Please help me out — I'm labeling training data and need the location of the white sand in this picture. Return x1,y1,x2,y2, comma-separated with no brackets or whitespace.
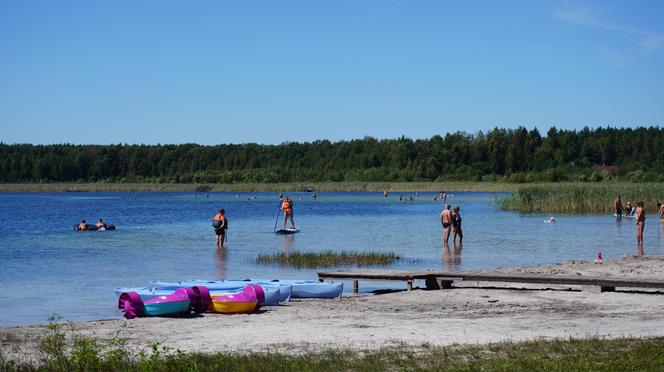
2,255,664,360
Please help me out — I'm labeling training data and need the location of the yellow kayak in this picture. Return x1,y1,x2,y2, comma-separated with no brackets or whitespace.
209,294,257,314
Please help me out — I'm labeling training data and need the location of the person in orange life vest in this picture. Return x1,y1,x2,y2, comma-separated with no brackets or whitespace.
281,196,296,229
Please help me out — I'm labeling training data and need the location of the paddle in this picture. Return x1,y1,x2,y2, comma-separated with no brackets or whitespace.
273,195,282,232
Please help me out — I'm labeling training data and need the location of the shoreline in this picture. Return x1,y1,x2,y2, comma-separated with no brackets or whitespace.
0,181,519,193
3,255,664,359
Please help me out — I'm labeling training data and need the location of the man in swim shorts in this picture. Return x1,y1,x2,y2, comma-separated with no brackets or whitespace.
614,195,623,217
440,204,452,244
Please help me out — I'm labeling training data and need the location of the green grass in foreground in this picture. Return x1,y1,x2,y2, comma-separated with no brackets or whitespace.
3,320,664,371
256,251,400,268
500,182,664,213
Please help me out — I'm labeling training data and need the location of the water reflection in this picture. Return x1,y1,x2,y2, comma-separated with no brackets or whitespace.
282,234,295,254
442,241,463,272
214,247,228,279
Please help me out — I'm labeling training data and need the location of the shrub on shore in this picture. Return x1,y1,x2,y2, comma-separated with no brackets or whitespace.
256,251,400,268
500,183,664,213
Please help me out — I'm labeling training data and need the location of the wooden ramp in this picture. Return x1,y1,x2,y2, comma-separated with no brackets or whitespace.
318,269,664,294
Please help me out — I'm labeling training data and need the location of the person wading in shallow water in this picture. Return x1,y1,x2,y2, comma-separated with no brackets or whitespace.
452,206,463,244
213,209,228,247
614,195,623,217
440,204,452,245
635,201,645,245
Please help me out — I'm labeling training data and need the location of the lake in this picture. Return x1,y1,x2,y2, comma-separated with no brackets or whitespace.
1,191,662,326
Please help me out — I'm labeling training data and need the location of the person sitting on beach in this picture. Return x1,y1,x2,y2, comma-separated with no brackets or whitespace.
96,218,106,229
78,220,87,230
213,209,228,247
614,195,623,217
452,206,463,244
440,204,452,244
281,196,296,229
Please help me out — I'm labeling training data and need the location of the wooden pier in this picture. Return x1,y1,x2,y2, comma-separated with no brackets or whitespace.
317,269,664,294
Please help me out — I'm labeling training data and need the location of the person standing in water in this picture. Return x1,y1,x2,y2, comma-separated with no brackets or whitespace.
440,204,452,244
635,201,645,245
281,196,296,229
213,208,228,247
614,195,623,217
452,206,463,244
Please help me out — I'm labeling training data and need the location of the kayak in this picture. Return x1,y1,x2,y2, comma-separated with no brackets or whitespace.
209,285,263,314
233,279,342,298
117,288,192,319
116,285,281,306
151,280,290,304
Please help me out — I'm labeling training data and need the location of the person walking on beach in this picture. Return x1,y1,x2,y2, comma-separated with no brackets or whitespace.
281,196,296,229
440,204,452,244
614,195,623,217
452,206,463,244
635,201,645,245
213,209,228,247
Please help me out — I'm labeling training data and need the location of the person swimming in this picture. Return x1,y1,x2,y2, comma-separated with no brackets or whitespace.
78,220,87,230
96,218,107,229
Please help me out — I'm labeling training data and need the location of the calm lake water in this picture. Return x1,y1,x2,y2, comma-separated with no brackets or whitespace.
1,191,663,326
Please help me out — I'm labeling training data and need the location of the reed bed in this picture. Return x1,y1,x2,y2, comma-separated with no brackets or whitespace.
500,183,664,214
256,251,400,268
3,320,664,371
0,181,520,193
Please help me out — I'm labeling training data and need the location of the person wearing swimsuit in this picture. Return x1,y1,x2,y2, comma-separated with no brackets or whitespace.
281,196,296,229
635,201,645,245
614,195,623,217
452,206,463,244
440,204,452,244
213,209,228,247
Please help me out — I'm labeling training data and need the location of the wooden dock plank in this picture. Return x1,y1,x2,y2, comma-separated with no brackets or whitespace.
317,269,664,293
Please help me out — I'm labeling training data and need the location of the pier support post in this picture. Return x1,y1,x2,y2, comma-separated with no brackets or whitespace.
582,285,615,293
353,280,359,293
407,280,413,291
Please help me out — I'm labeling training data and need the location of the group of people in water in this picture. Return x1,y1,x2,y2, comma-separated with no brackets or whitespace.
614,195,664,245
440,204,463,245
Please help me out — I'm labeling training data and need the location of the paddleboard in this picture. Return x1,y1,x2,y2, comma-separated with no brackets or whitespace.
275,228,299,234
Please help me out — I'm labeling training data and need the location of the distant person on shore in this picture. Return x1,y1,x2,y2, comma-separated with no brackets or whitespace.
384,190,388,197
95,218,106,229
213,209,228,247
657,202,664,219
614,195,623,217
452,206,463,244
281,196,296,229
635,201,645,245
78,220,87,230
440,204,452,244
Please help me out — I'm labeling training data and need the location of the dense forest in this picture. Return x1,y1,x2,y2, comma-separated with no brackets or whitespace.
1,126,663,184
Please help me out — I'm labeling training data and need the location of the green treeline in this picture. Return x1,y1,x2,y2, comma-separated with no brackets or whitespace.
2,126,664,184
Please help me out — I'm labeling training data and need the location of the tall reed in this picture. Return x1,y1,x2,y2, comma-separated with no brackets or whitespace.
256,251,400,268
500,183,664,213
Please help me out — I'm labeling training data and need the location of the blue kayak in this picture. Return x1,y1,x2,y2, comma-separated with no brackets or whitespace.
157,279,343,299
114,285,282,306
243,279,343,298
149,281,291,303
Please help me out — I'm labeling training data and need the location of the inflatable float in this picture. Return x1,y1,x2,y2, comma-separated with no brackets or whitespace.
74,223,116,231
275,228,299,234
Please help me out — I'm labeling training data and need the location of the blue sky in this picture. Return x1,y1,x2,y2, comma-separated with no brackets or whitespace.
1,0,663,145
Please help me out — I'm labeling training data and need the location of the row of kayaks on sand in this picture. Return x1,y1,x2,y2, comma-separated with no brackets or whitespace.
114,279,343,318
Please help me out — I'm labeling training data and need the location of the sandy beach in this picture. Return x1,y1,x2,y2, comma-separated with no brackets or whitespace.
3,255,664,361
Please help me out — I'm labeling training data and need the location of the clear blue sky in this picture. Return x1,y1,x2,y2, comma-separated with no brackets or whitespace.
1,0,663,145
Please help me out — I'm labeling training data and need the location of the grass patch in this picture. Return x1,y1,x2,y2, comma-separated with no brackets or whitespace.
500,182,664,213
256,251,401,268
3,319,664,371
